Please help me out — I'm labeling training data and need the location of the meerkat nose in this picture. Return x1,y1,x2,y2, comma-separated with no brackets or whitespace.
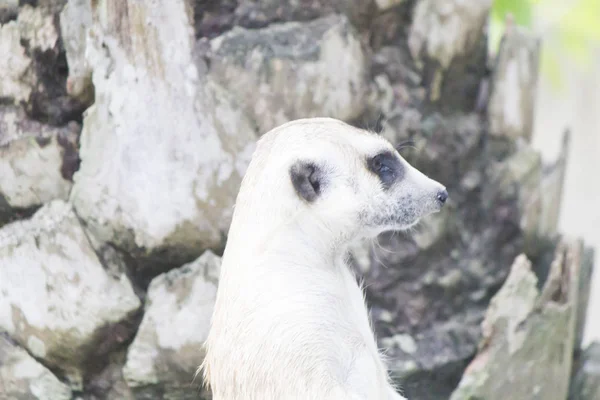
436,189,448,205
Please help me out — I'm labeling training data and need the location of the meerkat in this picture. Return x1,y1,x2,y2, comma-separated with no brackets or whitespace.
200,118,448,400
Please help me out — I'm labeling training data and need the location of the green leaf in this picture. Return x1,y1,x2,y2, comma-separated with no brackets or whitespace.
491,0,534,27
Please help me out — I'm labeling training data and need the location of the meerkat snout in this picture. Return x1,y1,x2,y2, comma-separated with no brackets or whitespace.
436,189,449,205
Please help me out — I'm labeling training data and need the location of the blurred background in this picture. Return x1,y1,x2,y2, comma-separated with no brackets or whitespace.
515,0,600,347
490,0,600,349
0,0,599,399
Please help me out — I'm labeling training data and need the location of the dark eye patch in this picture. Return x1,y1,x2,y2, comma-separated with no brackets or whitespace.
366,150,404,189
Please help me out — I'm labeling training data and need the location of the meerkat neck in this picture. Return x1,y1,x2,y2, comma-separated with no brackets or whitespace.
224,213,345,272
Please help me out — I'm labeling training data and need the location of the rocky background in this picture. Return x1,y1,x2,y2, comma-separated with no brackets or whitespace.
0,0,597,399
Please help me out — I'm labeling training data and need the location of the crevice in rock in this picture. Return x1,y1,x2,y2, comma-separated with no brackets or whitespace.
16,11,92,127
124,236,227,291
193,0,238,39
193,0,378,40
82,309,144,382
368,0,417,51
55,121,81,181
0,195,40,227
23,45,89,126
19,0,38,7
0,7,18,23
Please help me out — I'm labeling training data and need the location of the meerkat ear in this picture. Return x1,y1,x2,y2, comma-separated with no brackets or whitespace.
289,161,324,203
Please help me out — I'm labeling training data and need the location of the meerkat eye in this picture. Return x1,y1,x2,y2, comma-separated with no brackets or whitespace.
367,151,403,189
372,156,390,173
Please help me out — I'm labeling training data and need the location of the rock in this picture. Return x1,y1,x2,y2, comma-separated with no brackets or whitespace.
487,25,541,141
0,0,18,23
59,0,94,104
205,14,370,133
575,246,595,353
385,316,483,400
406,0,491,111
450,238,581,400
17,4,59,51
123,251,221,399
538,129,570,237
411,205,452,250
69,0,257,278
0,3,87,124
23,0,68,15
20,2,89,125
482,143,543,250
374,0,404,11
569,342,600,400
482,129,569,251
0,20,33,102
233,0,374,31
0,334,73,400
0,200,142,388
192,0,237,39
408,0,491,70
0,105,80,224
371,46,422,88
84,350,134,400
194,0,375,38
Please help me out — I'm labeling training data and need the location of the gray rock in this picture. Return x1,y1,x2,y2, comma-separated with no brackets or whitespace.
0,3,87,124
69,0,257,276
83,350,134,400
482,130,569,252
0,0,18,22
16,4,60,51
123,251,220,399
538,130,570,237
59,0,94,105
192,0,237,39
0,106,80,224
31,0,68,15
233,0,374,30
374,0,404,11
450,239,581,400
569,342,600,400
488,25,541,141
408,0,491,69
205,14,370,133
193,0,375,39
0,200,142,388
0,19,33,102
406,0,491,111
0,335,72,400
483,143,543,246
575,246,596,353
411,205,452,251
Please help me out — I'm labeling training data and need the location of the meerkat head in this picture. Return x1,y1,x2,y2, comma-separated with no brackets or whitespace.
272,118,448,242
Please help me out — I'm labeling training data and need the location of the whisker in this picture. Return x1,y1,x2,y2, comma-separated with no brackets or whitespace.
370,238,391,269
395,139,416,152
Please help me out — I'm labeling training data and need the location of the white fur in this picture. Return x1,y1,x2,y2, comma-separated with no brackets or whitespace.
201,118,446,400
